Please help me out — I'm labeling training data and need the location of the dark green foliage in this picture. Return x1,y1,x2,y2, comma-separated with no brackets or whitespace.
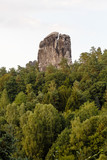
0,47,107,160
0,67,7,77
34,72,45,94
21,104,65,159
69,114,107,160
58,85,71,111
66,81,84,111
0,130,15,160
75,101,99,122
5,76,18,102
0,89,10,116
14,92,26,106
89,81,106,108
45,69,67,89
45,128,71,160
43,89,60,110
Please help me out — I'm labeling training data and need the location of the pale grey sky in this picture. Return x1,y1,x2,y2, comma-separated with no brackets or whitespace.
0,0,107,70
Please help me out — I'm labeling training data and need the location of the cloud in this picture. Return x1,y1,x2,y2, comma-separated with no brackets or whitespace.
0,0,107,17
0,0,107,30
41,0,107,11
22,17,41,29
48,23,74,35
1,0,107,12
0,15,42,30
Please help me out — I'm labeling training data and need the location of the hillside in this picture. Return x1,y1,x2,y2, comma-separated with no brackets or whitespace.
0,47,107,160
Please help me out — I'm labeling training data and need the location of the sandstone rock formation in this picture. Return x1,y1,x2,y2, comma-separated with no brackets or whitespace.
38,32,72,71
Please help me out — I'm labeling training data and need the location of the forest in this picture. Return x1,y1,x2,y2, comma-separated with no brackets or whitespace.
0,47,107,160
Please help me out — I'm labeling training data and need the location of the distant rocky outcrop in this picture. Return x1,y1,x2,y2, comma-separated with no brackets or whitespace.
38,32,72,71
26,60,37,67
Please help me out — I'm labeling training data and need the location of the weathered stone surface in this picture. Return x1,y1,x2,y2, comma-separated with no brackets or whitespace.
38,32,72,71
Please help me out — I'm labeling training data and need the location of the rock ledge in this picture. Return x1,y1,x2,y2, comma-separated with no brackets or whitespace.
38,32,72,71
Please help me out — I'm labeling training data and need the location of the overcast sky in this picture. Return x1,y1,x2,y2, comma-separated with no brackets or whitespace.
0,0,107,70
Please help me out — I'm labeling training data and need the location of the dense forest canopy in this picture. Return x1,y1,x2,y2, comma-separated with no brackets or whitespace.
0,47,107,160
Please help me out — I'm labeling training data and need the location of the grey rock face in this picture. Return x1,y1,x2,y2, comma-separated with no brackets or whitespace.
38,32,72,71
